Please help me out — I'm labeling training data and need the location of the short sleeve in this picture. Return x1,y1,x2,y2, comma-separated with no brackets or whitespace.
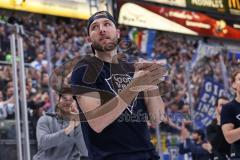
221,104,234,125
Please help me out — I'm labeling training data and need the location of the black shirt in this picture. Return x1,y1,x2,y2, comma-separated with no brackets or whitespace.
221,99,240,158
207,120,230,159
71,56,158,160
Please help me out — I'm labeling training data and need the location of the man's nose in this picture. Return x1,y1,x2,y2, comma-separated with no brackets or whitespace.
99,24,106,33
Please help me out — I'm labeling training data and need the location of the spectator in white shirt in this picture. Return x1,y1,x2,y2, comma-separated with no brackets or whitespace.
31,51,48,71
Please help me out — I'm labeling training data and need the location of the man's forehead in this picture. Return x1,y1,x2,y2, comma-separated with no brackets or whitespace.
90,18,114,26
60,93,73,97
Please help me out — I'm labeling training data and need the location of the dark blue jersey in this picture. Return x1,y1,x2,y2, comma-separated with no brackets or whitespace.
221,99,240,158
71,56,158,160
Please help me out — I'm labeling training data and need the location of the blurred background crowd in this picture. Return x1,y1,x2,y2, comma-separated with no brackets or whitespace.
0,8,239,159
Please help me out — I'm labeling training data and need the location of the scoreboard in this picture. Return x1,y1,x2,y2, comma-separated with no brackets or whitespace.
144,0,187,7
0,0,91,19
228,0,240,15
143,0,240,16
186,0,227,14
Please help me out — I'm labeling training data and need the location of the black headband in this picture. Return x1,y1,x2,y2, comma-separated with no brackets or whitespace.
87,11,116,35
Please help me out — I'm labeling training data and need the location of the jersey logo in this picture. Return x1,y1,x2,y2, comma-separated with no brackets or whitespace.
105,74,137,114
236,114,240,121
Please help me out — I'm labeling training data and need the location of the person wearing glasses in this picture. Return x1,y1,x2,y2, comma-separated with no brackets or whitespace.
33,93,89,160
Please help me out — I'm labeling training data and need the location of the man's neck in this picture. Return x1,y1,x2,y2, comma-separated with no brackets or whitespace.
95,49,118,63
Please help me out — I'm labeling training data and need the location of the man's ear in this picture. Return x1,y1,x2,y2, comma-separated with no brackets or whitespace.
116,29,120,39
232,82,237,91
87,36,92,43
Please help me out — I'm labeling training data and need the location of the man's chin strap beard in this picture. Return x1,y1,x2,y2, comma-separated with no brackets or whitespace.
104,42,117,52
91,44,105,53
93,43,117,52
91,38,119,53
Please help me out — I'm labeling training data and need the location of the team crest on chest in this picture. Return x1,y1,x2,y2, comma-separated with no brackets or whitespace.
105,74,137,114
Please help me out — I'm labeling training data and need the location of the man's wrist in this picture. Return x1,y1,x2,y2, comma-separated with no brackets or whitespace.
146,87,160,97
124,80,141,94
117,82,140,107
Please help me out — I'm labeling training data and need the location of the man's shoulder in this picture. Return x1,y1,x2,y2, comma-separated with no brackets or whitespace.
38,113,56,123
72,56,104,83
223,100,238,111
221,100,239,125
73,55,103,71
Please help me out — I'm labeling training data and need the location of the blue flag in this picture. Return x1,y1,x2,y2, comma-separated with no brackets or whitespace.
194,77,225,129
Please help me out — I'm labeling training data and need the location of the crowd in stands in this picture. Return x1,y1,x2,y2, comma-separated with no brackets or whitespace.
0,10,239,142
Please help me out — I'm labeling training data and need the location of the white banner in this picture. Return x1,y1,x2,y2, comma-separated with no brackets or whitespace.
144,0,187,7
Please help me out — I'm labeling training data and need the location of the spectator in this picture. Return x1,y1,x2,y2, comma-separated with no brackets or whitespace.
30,51,48,72
40,73,49,93
0,91,7,119
206,96,230,159
33,93,88,160
0,25,10,53
179,128,212,160
0,96,14,120
221,69,240,159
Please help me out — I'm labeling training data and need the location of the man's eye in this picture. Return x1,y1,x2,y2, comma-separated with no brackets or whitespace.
105,23,111,26
91,25,98,30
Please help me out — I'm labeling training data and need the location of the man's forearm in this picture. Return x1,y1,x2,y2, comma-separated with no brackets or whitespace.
83,83,139,133
144,88,165,126
224,127,240,144
76,62,165,133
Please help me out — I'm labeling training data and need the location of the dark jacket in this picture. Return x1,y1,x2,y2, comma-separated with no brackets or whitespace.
179,138,211,160
33,113,88,160
207,120,230,159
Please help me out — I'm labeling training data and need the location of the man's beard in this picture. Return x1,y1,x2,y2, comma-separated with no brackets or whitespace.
92,37,118,52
